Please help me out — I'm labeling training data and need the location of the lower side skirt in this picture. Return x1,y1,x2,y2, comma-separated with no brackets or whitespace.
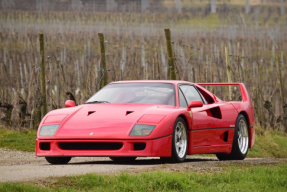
188,128,234,155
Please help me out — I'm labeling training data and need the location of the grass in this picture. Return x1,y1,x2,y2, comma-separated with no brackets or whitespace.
0,163,286,192
248,126,287,158
0,126,287,157
0,129,37,152
0,127,286,191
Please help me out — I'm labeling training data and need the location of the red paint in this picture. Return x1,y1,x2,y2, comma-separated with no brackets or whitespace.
187,100,203,111
137,114,166,124
196,83,255,148
36,136,172,157
43,114,68,124
36,81,255,158
65,100,75,108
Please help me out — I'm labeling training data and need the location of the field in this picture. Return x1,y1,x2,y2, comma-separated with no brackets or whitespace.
0,1,286,190
0,1,286,131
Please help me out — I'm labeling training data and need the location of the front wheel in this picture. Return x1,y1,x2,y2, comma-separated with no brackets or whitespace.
45,157,72,164
216,114,249,160
161,117,188,163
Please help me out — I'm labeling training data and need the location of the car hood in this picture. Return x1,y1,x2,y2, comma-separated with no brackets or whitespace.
40,103,176,139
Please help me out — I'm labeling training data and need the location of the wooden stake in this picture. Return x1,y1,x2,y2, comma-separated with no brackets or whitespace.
156,46,161,80
39,33,47,118
56,60,61,108
165,29,176,80
277,56,285,108
98,33,107,89
225,46,232,100
277,55,286,129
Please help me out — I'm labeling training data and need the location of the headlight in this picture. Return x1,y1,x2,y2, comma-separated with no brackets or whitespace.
129,124,156,136
39,124,60,136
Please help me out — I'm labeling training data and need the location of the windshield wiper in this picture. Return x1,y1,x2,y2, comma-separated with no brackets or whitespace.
85,101,109,104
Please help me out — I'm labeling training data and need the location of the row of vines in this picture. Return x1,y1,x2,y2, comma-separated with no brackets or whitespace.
0,9,286,131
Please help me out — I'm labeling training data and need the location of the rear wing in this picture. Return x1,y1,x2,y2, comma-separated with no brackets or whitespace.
196,83,250,102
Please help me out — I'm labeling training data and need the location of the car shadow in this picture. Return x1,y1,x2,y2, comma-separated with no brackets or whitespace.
67,156,218,166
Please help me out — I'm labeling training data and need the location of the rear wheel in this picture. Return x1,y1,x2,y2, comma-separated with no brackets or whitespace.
109,157,137,163
216,114,249,160
161,117,188,163
45,157,72,164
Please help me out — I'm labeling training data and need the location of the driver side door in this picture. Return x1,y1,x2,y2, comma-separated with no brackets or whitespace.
179,84,231,154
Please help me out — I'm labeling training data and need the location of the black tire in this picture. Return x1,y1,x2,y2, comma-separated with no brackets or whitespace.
216,114,249,161
109,157,137,163
161,117,188,163
45,156,72,164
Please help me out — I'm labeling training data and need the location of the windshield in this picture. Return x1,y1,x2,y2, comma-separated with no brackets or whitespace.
86,83,176,106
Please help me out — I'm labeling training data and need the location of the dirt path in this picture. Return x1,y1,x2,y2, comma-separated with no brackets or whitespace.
0,148,286,183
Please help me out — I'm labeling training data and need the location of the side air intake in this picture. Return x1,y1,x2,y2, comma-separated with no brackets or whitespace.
206,107,222,119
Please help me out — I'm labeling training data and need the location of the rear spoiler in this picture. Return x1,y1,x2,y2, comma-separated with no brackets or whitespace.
196,83,250,102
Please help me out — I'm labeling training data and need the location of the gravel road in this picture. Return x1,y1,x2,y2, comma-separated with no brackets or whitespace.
0,148,286,183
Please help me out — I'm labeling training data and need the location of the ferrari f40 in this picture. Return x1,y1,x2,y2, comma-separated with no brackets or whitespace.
36,81,255,164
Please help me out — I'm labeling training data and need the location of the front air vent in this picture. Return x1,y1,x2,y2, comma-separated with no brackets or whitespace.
58,142,123,150
88,111,96,116
133,143,146,151
40,142,50,150
126,111,134,116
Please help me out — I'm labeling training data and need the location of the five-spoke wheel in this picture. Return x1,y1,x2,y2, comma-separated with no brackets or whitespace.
216,114,249,160
174,120,187,159
161,117,188,163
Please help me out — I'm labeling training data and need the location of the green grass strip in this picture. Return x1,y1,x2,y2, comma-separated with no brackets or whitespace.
0,164,286,192
0,129,37,152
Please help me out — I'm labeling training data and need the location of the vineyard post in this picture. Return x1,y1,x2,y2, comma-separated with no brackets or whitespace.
152,58,155,79
56,60,61,108
277,56,286,130
225,46,232,100
98,33,107,88
164,29,176,80
133,48,136,80
192,68,196,83
254,88,261,126
156,46,161,80
39,34,47,118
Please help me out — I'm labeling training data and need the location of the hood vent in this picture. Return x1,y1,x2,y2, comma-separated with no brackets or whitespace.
126,111,134,116
88,111,96,116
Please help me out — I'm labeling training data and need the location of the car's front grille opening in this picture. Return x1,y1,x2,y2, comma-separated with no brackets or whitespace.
133,143,146,151
58,142,123,150
40,142,50,150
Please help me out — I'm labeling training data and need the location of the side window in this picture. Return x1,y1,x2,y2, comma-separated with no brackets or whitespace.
179,88,187,108
196,86,214,104
195,87,208,104
179,85,203,104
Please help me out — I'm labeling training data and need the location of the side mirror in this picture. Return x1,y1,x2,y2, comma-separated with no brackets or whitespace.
65,100,75,108
187,100,203,111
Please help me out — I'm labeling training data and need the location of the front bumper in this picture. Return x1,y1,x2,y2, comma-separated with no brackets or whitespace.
36,135,172,157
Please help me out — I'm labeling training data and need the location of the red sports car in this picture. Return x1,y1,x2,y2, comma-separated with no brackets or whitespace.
36,80,255,164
